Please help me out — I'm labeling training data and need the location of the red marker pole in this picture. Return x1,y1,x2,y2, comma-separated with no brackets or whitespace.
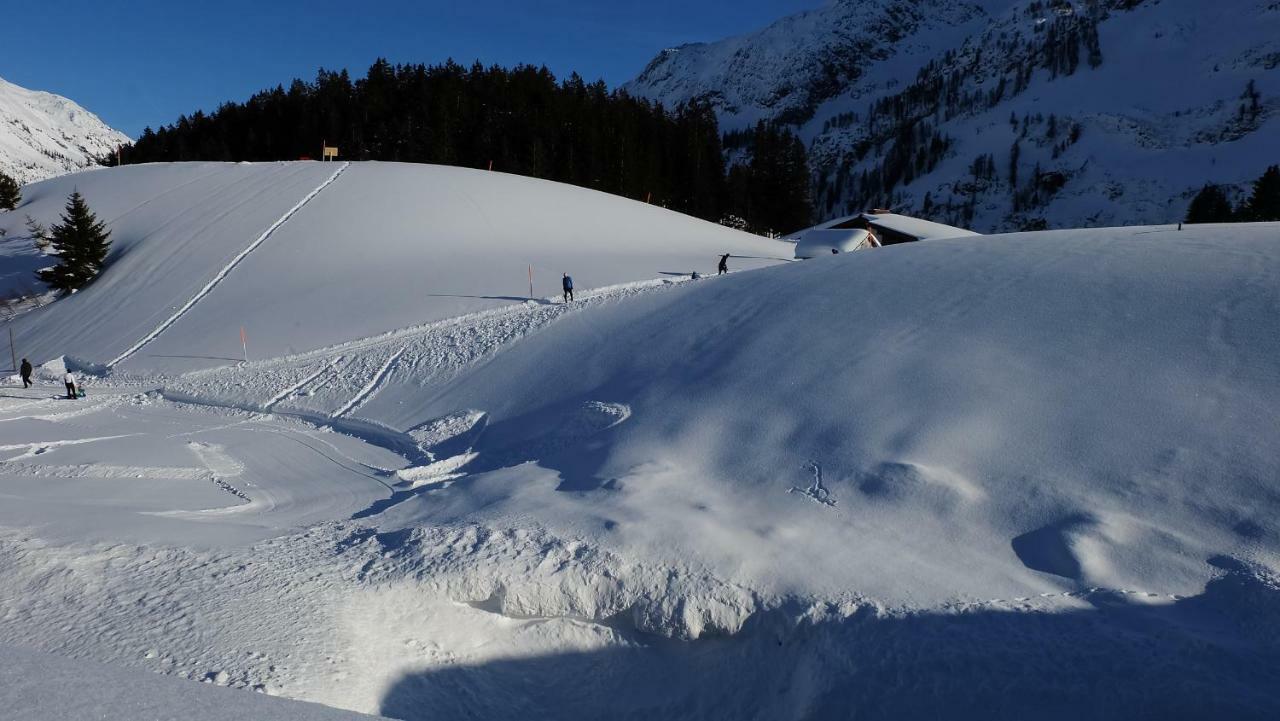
240,327,248,364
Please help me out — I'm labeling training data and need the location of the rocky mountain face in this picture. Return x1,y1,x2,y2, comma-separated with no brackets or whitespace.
626,0,1280,231
0,75,130,186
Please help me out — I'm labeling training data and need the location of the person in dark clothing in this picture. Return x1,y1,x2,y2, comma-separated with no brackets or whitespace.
718,253,730,275
20,359,33,388
562,273,574,303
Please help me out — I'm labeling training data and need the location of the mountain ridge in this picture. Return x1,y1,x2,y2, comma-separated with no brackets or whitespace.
0,75,130,186
626,0,1280,231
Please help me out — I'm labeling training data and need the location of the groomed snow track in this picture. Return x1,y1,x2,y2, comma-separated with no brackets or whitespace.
107,162,351,368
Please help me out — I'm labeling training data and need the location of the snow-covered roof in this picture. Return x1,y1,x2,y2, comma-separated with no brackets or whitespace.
788,212,978,243
794,229,872,258
859,213,980,241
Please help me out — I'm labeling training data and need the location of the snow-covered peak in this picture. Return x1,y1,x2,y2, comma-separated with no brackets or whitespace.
0,75,130,186
625,0,999,128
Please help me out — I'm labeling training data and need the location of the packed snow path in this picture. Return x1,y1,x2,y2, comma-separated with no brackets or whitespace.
167,278,694,430
108,162,352,367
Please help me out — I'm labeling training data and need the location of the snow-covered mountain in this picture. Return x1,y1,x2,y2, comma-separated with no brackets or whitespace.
626,0,1280,232
0,75,130,185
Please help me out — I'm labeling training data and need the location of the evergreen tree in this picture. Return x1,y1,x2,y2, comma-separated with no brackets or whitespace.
0,171,20,211
1185,184,1235,224
1008,141,1021,192
1238,165,1280,222
724,122,813,235
36,191,112,292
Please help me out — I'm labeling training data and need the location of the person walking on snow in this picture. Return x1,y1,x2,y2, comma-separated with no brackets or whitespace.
718,253,730,275
562,273,574,303
63,371,77,400
20,358,33,389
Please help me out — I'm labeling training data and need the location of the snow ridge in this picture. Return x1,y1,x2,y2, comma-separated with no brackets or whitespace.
107,162,351,367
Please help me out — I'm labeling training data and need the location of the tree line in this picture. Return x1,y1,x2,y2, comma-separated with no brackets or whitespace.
117,59,812,236
1186,166,1280,224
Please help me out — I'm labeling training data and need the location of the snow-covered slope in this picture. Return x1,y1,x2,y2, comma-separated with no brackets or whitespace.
0,161,790,372
1,644,388,721
180,222,1280,607
0,75,129,185
626,0,1280,231
2,220,1277,718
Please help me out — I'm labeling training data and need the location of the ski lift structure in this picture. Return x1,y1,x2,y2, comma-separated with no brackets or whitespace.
787,210,979,259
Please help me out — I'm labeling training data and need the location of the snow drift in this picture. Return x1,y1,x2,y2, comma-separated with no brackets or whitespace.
356,223,1280,606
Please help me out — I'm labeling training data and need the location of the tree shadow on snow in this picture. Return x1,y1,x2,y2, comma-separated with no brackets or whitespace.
148,354,247,362
425,294,554,305
379,558,1280,721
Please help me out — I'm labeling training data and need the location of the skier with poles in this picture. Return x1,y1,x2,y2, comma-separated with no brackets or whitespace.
562,273,574,303
718,253,730,275
20,358,32,389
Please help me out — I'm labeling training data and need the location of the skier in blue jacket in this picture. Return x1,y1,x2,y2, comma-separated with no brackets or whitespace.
562,273,574,303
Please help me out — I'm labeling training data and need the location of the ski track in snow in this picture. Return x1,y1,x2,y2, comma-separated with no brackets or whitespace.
333,348,407,419
264,356,346,411
167,278,687,427
0,463,210,481
0,434,140,461
108,162,351,368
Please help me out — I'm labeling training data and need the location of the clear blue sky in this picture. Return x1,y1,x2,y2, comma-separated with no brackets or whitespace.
1,0,822,138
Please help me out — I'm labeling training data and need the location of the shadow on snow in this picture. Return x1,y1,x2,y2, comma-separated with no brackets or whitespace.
379,557,1280,721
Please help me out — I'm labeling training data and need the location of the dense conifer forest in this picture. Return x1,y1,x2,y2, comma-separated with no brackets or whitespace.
120,59,812,236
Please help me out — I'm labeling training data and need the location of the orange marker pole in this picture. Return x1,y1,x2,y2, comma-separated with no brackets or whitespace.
528,266,534,300
240,327,248,363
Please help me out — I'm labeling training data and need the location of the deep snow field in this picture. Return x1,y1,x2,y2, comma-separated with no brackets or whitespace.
1,163,1279,720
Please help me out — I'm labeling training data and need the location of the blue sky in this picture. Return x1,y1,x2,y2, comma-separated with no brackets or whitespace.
1,0,822,138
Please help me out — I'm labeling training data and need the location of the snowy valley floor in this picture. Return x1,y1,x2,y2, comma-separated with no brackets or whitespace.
2,227,1280,719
